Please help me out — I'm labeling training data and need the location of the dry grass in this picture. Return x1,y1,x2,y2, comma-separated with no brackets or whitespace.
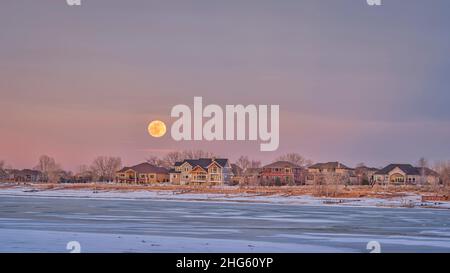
1,182,448,200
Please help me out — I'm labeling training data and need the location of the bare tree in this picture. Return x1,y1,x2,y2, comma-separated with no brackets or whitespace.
234,156,261,172
35,155,62,183
146,156,165,167
417,157,429,186
181,149,216,160
313,172,347,197
163,151,186,167
435,161,450,190
155,150,217,168
76,164,94,177
250,160,261,169
276,153,312,167
235,156,251,171
90,156,122,182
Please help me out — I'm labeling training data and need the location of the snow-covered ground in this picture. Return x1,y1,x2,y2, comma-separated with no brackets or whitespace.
0,186,449,209
0,187,450,253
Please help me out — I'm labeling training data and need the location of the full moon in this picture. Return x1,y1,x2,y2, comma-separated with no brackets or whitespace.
148,120,167,138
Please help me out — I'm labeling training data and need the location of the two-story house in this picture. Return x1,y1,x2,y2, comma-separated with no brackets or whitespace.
260,161,303,185
306,162,355,185
169,158,232,186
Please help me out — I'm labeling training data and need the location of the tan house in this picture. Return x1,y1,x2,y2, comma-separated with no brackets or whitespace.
306,162,355,185
374,164,440,186
116,163,169,184
169,158,232,186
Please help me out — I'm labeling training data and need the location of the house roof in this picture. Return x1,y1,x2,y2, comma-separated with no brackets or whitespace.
168,168,181,174
190,165,208,172
309,162,351,170
180,158,229,169
118,163,169,174
263,161,302,169
374,164,432,176
20,169,42,176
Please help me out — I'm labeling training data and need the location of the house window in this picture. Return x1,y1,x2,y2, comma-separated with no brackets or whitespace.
195,174,207,181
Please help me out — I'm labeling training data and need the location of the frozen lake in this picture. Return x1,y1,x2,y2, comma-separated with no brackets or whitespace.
0,195,449,253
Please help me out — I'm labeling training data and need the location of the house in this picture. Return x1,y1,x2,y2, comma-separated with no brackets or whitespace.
0,169,9,181
9,169,46,183
169,158,232,186
306,162,355,185
260,161,303,185
374,164,440,185
354,165,379,185
115,163,169,184
168,167,181,185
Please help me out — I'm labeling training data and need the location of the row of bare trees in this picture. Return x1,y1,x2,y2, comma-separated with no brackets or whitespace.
2,153,450,189
76,156,122,182
146,149,217,169
435,161,450,190
36,155,123,183
0,155,122,183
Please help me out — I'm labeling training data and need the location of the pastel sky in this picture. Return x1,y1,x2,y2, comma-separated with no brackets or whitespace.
1,0,449,171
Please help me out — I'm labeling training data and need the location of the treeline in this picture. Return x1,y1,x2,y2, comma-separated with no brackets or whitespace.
1,152,450,188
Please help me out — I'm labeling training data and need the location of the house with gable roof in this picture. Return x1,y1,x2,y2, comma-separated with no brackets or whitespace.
115,163,169,184
373,164,440,185
169,158,232,185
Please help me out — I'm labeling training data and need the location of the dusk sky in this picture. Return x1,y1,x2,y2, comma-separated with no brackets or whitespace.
1,0,450,171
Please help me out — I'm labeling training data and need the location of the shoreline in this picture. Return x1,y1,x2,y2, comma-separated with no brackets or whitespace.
1,183,449,210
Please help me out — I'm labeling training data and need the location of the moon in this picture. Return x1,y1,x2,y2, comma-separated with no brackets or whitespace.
148,120,167,138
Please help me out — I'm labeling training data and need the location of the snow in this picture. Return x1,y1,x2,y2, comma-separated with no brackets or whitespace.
0,229,348,253
0,186,449,209
1,186,450,252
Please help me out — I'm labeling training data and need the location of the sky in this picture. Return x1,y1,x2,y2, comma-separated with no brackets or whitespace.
1,0,450,171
